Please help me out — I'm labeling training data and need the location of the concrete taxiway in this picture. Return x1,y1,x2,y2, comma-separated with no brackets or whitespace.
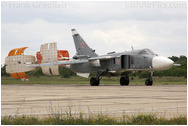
1,84,187,118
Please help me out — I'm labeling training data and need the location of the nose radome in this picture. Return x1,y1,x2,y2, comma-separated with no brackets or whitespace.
152,56,174,70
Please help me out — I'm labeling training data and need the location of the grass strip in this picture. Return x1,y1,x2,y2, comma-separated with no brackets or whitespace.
2,113,187,125
1,76,187,85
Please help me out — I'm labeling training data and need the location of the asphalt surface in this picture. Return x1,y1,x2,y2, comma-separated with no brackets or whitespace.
1,84,187,118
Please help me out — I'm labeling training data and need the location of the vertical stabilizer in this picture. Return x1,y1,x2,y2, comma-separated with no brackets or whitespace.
71,29,98,58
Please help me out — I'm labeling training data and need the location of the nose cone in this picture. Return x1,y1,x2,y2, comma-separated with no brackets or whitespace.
152,56,174,70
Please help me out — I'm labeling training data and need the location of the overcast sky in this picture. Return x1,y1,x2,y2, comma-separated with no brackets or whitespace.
1,1,187,65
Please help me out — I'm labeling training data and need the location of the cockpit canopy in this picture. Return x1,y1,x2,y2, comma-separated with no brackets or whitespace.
138,49,157,55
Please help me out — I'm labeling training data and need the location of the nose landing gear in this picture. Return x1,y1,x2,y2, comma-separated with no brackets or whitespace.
145,72,153,86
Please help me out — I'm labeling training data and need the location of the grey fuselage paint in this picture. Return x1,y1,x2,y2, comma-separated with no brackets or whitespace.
70,49,154,74
71,29,154,74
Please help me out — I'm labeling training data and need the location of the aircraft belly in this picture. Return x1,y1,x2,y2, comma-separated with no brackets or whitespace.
70,59,121,73
70,62,99,73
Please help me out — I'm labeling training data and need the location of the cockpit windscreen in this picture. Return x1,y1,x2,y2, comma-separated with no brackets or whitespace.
138,49,157,55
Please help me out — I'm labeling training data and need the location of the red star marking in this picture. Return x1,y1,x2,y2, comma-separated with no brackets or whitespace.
131,57,134,64
81,42,84,48
116,59,120,65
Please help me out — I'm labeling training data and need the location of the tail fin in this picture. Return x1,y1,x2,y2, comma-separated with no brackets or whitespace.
71,29,98,58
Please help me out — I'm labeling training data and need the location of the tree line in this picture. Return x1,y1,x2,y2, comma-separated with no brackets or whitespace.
133,55,187,78
1,55,187,78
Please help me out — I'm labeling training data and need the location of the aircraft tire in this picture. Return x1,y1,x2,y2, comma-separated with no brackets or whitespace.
145,78,153,86
120,77,129,86
125,77,129,85
90,77,96,86
90,77,99,86
96,79,100,86
120,77,125,86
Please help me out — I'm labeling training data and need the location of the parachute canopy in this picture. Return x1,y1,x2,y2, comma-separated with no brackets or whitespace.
5,42,70,80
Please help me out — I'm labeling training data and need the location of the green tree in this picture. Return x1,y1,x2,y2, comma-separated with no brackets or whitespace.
59,66,76,78
1,65,10,77
154,55,187,77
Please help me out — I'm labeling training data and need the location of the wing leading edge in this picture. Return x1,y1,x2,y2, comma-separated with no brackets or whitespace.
23,60,88,68
88,55,119,61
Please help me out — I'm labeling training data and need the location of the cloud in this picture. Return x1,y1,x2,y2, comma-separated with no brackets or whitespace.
2,1,186,24
1,1,187,64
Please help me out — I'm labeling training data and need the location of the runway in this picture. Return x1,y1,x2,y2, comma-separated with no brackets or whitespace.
1,84,187,118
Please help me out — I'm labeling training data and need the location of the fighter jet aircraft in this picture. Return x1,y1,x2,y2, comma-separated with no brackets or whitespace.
69,29,174,86
5,29,175,86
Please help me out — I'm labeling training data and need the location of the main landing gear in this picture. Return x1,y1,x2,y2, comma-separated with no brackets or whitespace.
90,71,103,86
119,72,153,86
90,71,153,86
90,77,99,86
145,72,153,86
120,75,129,86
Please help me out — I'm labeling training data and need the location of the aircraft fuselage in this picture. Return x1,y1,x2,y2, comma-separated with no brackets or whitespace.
70,48,174,74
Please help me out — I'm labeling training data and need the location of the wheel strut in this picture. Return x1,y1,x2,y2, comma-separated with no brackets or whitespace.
90,71,103,86
145,72,153,86
120,74,129,86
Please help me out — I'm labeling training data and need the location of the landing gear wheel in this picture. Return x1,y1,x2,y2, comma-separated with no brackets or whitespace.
90,77,99,86
96,79,99,86
120,77,125,86
145,78,153,86
120,76,129,86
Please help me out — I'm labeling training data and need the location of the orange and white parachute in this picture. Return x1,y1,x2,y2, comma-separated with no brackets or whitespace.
5,47,35,79
5,42,69,80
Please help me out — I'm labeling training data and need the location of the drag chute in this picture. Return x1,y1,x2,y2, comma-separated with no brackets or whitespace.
5,47,35,79
5,42,70,81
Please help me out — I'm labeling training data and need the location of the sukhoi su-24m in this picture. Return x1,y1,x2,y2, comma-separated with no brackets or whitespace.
5,29,176,86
